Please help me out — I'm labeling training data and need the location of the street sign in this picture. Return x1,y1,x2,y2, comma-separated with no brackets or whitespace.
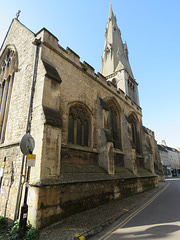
0,162,5,168
20,134,35,155
27,154,36,167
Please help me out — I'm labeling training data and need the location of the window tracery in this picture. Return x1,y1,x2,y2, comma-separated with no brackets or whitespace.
105,99,122,150
0,47,17,143
128,113,141,154
68,105,90,147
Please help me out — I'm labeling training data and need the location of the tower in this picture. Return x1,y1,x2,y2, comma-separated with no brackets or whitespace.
100,6,140,106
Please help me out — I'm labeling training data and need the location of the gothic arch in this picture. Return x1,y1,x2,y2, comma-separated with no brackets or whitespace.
127,111,141,154
0,45,18,79
127,111,139,123
68,101,93,116
67,101,92,147
0,45,18,143
104,97,122,150
104,96,122,112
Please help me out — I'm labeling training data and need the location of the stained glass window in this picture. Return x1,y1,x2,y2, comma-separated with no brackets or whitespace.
68,105,90,147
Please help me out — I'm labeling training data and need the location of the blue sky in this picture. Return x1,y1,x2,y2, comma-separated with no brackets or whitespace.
0,0,180,148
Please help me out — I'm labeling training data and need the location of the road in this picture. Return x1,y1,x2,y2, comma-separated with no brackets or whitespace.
89,178,180,240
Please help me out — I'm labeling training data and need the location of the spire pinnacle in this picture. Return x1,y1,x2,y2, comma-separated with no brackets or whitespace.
109,4,113,20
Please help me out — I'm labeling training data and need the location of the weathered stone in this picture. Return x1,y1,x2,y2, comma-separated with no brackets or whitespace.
0,6,163,229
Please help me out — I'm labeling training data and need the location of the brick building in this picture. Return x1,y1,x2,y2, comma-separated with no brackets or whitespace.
0,7,163,228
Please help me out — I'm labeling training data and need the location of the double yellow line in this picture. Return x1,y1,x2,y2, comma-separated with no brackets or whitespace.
98,182,170,240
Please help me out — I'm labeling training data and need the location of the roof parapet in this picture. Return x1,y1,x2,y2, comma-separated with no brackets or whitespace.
38,27,141,112
66,47,81,67
81,61,95,76
36,28,60,53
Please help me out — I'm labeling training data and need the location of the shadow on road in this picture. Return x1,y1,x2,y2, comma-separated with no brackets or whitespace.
113,223,180,239
110,179,180,240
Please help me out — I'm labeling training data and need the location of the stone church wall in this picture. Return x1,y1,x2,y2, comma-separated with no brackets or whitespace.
39,28,143,172
0,20,162,229
29,175,158,229
0,19,37,220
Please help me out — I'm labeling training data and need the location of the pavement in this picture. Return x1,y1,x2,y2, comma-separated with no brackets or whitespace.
39,181,167,240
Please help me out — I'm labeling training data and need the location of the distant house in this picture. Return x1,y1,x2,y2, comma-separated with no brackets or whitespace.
158,140,180,176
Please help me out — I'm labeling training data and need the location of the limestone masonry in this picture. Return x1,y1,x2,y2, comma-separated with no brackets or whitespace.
0,6,163,228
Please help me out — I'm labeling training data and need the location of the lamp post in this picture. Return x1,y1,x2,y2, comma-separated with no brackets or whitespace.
18,134,35,239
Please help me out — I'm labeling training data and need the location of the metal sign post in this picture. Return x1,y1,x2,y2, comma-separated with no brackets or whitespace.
18,134,35,239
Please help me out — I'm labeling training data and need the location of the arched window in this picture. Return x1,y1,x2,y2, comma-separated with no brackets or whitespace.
128,113,140,154
0,47,17,143
68,105,90,147
106,99,122,150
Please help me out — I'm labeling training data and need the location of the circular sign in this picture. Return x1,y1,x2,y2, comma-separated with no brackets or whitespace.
20,134,35,155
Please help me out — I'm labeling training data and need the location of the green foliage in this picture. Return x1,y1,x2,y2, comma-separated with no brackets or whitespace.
0,216,39,240
9,220,39,240
23,226,40,240
10,220,19,239
0,216,6,228
82,63,88,72
0,216,8,232
0,216,11,240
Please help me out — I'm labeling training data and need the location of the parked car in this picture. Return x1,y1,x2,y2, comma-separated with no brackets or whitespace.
172,169,177,177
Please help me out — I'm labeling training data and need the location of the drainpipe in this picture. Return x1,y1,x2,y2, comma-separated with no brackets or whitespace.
14,38,41,221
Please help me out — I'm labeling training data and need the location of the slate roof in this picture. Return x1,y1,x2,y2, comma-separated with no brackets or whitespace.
158,144,180,153
158,144,168,152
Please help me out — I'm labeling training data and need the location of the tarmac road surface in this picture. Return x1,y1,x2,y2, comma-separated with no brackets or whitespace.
89,178,180,240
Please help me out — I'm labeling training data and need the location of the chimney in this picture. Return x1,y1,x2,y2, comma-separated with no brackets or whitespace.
161,140,166,146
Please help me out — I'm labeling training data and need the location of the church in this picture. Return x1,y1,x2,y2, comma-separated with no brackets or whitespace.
0,6,163,228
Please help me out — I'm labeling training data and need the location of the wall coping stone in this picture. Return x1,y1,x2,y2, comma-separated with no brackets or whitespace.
30,172,157,187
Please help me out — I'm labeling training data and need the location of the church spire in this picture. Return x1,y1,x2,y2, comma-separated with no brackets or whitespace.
100,5,132,78
100,6,140,106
